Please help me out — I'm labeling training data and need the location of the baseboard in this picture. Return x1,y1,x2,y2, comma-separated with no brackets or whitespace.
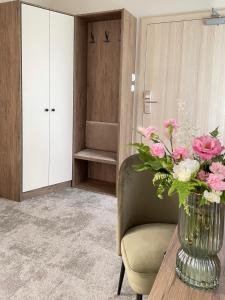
22,181,72,200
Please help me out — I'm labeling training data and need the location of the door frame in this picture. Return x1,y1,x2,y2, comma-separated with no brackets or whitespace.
134,8,225,142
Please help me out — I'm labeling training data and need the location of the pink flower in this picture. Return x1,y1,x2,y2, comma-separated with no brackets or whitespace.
173,147,189,160
163,119,179,130
150,143,165,158
207,174,225,191
198,170,209,181
192,135,224,160
210,162,225,180
138,126,158,139
163,119,179,138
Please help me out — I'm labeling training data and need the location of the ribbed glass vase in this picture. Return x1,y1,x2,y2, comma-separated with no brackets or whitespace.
176,194,224,290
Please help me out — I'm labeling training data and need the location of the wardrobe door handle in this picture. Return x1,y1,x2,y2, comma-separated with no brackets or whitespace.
51,108,55,112
44,108,49,112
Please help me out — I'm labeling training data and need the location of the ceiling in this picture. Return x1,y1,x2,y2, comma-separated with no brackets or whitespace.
27,0,225,17
1,0,225,17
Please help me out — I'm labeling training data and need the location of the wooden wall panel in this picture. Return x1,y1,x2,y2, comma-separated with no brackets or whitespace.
143,22,183,140
118,10,137,167
0,1,21,201
142,18,225,145
74,17,87,153
87,19,121,123
179,20,225,143
86,121,118,152
73,159,88,186
73,17,88,186
88,162,116,183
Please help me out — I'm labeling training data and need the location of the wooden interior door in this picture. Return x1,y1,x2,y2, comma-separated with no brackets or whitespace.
49,11,74,185
138,12,225,144
22,4,50,192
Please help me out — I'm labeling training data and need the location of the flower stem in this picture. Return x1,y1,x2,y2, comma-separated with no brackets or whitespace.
170,137,174,153
158,138,172,155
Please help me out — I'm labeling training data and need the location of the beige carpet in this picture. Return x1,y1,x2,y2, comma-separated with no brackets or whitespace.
0,188,148,300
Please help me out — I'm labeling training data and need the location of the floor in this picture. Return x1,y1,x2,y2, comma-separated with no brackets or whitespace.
0,188,147,300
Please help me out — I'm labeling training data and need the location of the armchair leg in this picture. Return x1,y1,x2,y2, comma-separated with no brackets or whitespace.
136,295,142,300
117,261,125,295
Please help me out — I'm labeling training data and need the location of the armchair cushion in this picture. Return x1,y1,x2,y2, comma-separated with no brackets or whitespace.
121,223,176,294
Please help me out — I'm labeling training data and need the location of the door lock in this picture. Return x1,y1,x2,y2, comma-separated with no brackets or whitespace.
144,90,158,114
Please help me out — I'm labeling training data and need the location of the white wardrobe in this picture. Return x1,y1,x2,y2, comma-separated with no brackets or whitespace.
0,1,136,201
22,4,74,192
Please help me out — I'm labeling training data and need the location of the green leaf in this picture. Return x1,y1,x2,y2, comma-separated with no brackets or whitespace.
148,160,163,170
221,192,225,204
183,203,190,216
200,196,207,206
153,172,170,185
161,161,173,172
168,180,198,207
129,142,141,147
153,172,164,185
133,164,151,172
138,149,151,163
168,180,178,196
153,172,173,200
192,178,209,189
210,127,219,138
152,137,160,143
130,143,150,152
156,183,165,199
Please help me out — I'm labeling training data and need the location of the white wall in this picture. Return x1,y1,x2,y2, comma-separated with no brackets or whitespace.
26,0,225,17
2,0,225,17
0,0,52,6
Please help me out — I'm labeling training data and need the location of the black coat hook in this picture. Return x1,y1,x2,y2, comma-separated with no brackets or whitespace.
104,31,110,43
90,31,95,44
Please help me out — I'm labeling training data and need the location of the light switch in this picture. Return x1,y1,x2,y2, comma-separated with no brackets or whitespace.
131,73,136,93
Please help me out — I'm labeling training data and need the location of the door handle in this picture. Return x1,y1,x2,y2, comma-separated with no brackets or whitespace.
51,108,55,112
144,90,158,114
44,108,49,112
144,90,158,103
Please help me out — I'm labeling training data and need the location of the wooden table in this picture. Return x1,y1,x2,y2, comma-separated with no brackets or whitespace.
149,228,225,300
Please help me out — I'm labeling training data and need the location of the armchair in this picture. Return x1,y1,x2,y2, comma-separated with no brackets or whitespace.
117,154,178,299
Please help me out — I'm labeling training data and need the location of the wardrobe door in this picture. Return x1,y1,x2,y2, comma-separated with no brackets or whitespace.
49,12,74,185
22,4,50,192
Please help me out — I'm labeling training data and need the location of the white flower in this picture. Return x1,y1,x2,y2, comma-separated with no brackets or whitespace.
203,190,222,204
173,159,200,182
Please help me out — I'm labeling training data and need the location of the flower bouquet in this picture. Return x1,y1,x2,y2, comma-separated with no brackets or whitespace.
133,119,225,290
